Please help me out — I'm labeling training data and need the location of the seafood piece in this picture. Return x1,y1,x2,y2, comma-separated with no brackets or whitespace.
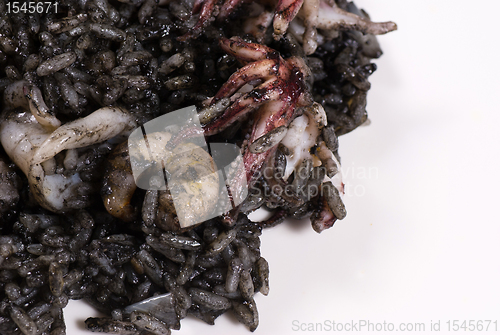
0,111,51,178
204,37,313,192
282,0,397,54
0,107,136,212
273,0,306,38
102,141,137,222
280,104,345,231
103,128,220,228
298,0,319,55
311,194,337,233
25,84,61,130
32,107,136,165
183,0,396,54
242,10,274,43
3,80,61,130
315,1,397,35
3,80,30,110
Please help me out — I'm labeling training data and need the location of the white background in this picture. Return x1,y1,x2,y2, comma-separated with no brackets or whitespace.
66,0,500,334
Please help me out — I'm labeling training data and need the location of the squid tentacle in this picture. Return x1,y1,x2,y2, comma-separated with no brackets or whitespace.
273,0,305,38
219,37,277,64
205,82,282,136
213,59,280,101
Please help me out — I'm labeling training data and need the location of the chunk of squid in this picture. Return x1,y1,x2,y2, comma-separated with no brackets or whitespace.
0,107,137,212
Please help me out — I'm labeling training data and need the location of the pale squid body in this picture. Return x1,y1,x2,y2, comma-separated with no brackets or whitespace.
280,109,346,232
281,111,344,193
0,107,137,212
